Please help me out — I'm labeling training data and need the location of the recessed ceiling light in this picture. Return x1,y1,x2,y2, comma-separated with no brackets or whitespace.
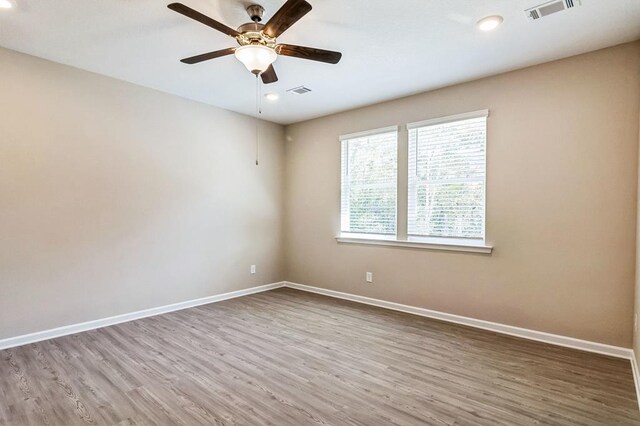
264,93,279,101
0,0,14,8
477,15,503,31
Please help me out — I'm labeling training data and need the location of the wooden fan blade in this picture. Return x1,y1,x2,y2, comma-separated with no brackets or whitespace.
261,65,278,84
262,0,312,38
180,48,236,64
168,3,240,38
276,44,342,64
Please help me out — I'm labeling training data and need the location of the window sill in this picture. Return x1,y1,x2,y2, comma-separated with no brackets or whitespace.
335,234,493,254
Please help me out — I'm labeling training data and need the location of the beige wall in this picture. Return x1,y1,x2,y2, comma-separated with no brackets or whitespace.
284,42,640,348
635,102,640,357
0,47,285,339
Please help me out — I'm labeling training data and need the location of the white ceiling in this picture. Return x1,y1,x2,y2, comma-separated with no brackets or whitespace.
1,0,639,124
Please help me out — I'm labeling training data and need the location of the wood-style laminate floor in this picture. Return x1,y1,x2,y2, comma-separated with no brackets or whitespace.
0,288,638,425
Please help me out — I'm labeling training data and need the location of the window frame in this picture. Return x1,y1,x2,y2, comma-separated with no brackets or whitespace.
336,111,492,254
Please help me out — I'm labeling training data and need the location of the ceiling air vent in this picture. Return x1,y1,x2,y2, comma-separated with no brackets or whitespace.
525,0,581,21
287,86,312,95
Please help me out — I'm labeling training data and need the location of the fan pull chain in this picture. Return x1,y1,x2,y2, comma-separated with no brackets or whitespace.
254,75,262,166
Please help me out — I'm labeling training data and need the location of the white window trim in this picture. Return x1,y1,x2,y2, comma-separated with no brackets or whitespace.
407,109,489,130
339,125,399,142
335,234,493,254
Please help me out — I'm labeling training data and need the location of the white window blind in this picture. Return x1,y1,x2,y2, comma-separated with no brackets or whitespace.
341,128,398,235
408,111,487,240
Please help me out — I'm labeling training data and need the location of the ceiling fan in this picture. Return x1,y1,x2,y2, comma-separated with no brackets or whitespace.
168,0,342,84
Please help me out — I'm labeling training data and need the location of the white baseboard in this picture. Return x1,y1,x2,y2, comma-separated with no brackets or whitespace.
2,280,634,364
631,352,640,411
0,282,285,351
283,281,634,360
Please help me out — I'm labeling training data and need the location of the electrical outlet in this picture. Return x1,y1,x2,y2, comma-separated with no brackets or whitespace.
366,272,373,283
250,265,256,275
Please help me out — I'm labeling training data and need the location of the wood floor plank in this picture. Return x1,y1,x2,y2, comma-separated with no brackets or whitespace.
0,287,638,425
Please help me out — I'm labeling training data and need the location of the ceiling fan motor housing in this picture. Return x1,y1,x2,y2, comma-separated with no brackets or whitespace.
237,4,274,48
236,23,276,48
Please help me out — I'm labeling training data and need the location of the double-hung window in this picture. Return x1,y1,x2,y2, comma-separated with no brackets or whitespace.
408,111,487,242
339,110,490,253
340,127,398,237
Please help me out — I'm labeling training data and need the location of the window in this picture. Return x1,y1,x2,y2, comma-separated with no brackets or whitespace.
408,111,487,241
340,127,398,236
337,111,491,253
